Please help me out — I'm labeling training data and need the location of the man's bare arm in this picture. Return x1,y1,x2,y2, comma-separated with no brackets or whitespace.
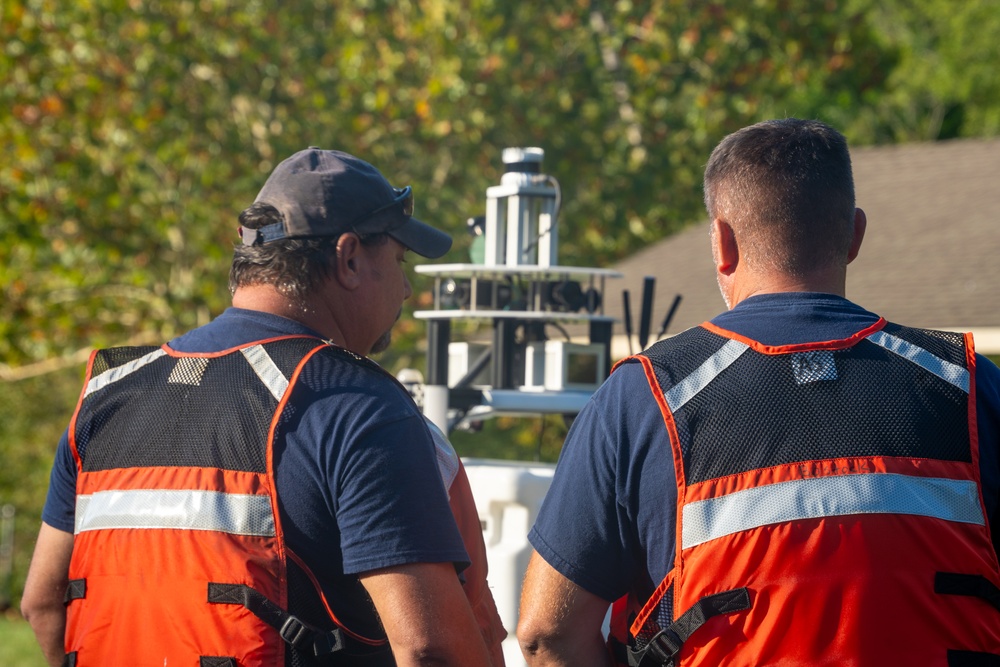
360,560,492,667
517,550,612,667
21,522,74,667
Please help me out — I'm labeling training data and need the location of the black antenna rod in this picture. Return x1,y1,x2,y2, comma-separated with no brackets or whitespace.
622,290,634,356
655,294,683,341
638,276,655,351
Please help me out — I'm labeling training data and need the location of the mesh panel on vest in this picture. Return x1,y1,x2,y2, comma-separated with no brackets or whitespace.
641,328,732,393
90,345,161,377
76,338,325,473
644,324,971,485
632,582,675,652
70,337,415,665
286,558,328,667
882,322,968,366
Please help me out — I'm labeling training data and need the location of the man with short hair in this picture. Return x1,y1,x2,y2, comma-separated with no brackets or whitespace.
21,148,494,666
517,119,1000,665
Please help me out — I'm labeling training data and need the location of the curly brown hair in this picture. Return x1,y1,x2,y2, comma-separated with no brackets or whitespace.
229,202,387,301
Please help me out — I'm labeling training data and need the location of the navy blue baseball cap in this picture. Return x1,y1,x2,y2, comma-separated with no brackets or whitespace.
241,147,452,259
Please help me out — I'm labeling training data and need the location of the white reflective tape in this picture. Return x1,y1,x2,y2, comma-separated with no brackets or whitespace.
75,489,276,537
868,331,969,393
665,340,749,412
85,349,167,397
168,357,209,386
682,473,984,549
241,345,289,402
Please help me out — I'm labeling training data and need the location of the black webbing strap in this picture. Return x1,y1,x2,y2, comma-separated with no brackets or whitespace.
628,588,752,667
936,574,1000,664
200,658,237,667
61,652,77,667
64,579,86,604
208,583,343,656
936,573,1000,613
949,650,1000,666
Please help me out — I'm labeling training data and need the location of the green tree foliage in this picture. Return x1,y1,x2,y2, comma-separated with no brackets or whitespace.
2,0,1000,607
9,0,995,375
0,365,81,614
856,0,1000,141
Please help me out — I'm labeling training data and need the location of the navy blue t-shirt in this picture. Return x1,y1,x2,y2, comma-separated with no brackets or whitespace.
529,292,1000,604
43,308,468,634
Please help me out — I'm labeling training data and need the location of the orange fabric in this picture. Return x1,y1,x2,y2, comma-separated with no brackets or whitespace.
65,349,292,665
671,514,1000,665
683,455,978,504
616,327,1000,665
163,334,322,358
66,528,286,665
700,318,887,354
76,465,271,495
450,460,507,666
64,339,389,665
66,349,99,472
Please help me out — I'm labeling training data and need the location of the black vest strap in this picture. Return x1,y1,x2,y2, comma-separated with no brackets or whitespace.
208,582,343,656
62,652,77,667
949,650,1000,666
628,587,751,667
64,578,86,604
200,658,237,667
936,573,1000,613
936,574,1000,664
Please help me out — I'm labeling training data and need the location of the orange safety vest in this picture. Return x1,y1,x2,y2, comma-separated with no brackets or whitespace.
608,320,1000,666
64,336,392,666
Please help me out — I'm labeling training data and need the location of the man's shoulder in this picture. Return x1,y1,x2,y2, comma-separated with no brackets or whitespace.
292,346,422,430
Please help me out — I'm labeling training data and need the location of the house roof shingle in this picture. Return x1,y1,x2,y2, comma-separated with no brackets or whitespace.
604,137,1000,355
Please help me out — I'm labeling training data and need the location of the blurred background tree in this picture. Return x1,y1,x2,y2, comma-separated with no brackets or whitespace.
2,0,1000,615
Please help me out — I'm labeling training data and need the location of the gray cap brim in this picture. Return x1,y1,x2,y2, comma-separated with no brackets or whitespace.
387,216,453,258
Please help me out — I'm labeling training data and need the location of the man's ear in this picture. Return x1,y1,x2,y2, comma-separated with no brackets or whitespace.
334,233,363,289
712,218,738,275
846,207,866,264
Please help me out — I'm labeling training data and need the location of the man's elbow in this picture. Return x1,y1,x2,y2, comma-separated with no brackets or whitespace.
517,605,611,666
517,615,559,660
391,629,490,666
20,590,52,625
393,641,476,666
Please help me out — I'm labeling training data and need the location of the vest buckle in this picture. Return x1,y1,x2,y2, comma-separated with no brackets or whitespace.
279,615,312,649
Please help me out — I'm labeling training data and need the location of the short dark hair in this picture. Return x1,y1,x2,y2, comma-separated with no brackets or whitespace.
703,118,856,276
229,202,387,299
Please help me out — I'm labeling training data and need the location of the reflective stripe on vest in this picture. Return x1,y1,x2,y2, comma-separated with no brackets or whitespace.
75,489,276,537
868,330,970,392
682,472,985,549
615,322,1000,665
664,340,748,412
84,348,167,397
240,344,291,402
65,337,390,666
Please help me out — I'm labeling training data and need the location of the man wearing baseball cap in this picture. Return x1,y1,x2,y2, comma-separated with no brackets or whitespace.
22,148,494,666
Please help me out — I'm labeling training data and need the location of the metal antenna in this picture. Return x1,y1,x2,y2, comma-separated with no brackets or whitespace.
655,294,683,341
637,276,655,351
622,290,634,356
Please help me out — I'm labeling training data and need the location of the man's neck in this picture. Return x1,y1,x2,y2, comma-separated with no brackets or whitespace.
725,269,847,309
231,285,348,348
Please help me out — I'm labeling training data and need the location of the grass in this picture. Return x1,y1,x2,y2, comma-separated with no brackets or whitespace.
0,613,47,667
